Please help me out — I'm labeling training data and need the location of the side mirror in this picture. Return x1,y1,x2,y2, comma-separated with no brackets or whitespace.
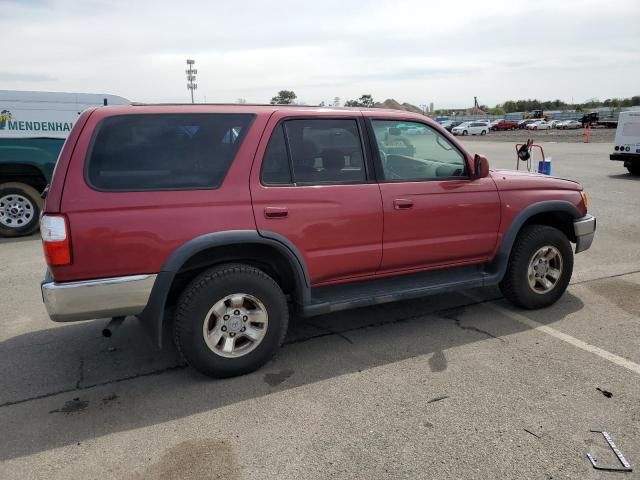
473,154,490,178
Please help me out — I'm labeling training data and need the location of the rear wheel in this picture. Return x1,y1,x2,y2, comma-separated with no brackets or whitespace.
481,130,487,136
174,263,289,378
462,130,468,136
0,182,42,238
499,225,573,309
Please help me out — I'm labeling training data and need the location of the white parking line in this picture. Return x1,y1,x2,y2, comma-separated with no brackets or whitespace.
477,300,640,375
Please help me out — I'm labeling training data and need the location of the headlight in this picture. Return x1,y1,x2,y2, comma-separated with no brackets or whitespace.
581,191,589,208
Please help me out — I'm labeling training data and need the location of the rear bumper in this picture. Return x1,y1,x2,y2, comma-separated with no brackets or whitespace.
610,153,640,163
41,272,157,322
573,215,596,254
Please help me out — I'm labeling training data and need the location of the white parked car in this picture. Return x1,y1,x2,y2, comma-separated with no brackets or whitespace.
527,120,553,130
452,121,489,136
559,120,582,130
549,120,564,128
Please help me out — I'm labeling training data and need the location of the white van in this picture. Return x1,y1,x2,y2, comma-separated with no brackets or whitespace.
0,90,129,236
610,110,640,175
0,90,129,139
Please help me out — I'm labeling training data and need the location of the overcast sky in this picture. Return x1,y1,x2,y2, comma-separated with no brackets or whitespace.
2,0,639,108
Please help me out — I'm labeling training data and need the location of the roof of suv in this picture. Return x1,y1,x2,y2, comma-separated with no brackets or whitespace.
90,103,433,120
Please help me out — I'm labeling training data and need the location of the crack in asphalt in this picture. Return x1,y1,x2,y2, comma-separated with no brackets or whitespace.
296,319,354,345
453,318,506,343
76,358,85,389
0,365,187,408
1,269,637,410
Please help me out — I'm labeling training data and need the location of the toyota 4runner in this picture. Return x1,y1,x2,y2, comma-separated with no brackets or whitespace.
40,104,596,377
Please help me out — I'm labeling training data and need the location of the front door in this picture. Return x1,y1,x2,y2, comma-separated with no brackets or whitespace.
368,118,500,274
251,113,383,285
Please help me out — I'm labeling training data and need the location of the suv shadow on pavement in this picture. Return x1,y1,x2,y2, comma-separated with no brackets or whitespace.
0,288,584,461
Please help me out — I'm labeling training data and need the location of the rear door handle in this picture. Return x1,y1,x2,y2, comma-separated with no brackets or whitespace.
264,206,288,219
393,199,414,210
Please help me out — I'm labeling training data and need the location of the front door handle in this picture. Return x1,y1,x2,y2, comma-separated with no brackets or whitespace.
264,206,288,219
393,199,414,210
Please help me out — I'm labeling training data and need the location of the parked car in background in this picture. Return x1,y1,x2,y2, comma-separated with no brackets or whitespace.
489,119,504,129
559,120,582,130
527,120,552,130
452,121,489,136
441,121,462,132
491,120,519,131
549,120,564,128
518,119,539,129
39,103,596,378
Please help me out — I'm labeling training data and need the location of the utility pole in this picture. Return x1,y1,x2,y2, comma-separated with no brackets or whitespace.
185,59,197,104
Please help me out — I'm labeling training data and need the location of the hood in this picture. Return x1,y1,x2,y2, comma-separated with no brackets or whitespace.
490,169,583,191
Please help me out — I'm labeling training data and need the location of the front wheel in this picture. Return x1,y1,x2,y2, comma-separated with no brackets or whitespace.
174,263,289,378
499,225,573,309
0,182,42,238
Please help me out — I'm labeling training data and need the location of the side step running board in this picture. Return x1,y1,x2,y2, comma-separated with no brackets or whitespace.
303,265,499,317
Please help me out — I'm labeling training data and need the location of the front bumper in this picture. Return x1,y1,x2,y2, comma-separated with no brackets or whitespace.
41,272,157,322
574,215,596,253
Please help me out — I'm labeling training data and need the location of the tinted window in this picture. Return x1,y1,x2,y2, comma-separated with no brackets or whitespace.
88,113,254,190
371,120,467,181
261,125,292,185
284,119,366,184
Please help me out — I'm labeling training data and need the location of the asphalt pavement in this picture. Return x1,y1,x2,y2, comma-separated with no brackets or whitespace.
0,140,638,479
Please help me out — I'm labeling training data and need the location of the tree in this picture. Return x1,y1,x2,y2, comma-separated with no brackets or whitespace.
488,106,505,115
344,94,375,108
270,90,297,105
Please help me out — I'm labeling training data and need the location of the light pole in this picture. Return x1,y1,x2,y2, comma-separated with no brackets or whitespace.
185,59,197,104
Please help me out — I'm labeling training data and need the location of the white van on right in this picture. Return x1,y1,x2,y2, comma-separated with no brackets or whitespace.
610,110,640,175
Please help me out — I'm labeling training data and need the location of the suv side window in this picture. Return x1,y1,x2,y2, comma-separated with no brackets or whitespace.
371,120,467,181
261,125,292,185
284,119,366,185
87,113,254,191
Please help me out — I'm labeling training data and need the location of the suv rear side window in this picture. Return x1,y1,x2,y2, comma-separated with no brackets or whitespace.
87,113,254,190
285,119,366,185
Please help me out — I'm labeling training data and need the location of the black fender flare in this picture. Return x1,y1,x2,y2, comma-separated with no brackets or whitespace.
485,200,582,281
138,230,310,347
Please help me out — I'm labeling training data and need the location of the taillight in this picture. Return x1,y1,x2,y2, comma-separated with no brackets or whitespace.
40,214,72,266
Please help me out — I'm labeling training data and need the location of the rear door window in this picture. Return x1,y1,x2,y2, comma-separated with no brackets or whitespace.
87,113,254,190
284,119,366,185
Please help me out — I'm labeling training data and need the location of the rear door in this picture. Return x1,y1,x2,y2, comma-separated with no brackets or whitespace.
367,117,501,273
250,112,383,285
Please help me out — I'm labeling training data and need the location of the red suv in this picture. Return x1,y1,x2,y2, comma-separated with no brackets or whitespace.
40,105,596,377
491,120,519,131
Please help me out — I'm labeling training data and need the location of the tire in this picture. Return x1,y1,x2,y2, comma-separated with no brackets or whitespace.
174,263,289,378
481,130,487,136
627,164,640,176
499,225,573,310
462,130,468,136
0,182,42,238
